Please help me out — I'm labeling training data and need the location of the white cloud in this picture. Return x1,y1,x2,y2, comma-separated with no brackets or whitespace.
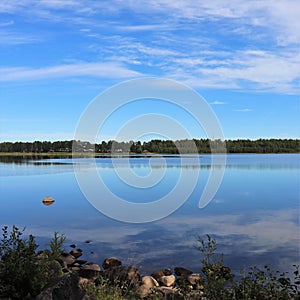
0,20,14,27
125,0,300,45
210,101,225,105
234,108,252,112
1,1,299,93
2,0,299,46
0,30,38,45
168,49,300,93
116,24,175,32
0,62,141,81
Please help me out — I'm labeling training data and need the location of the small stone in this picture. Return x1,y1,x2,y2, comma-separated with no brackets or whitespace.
102,257,122,270
72,263,81,267
174,267,193,277
75,259,87,265
151,269,172,280
84,263,101,271
160,275,176,287
187,273,203,285
70,244,76,248
60,253,76,266
42,196,55,206
141,276,159,288
79,263,101,279
70,249,83,259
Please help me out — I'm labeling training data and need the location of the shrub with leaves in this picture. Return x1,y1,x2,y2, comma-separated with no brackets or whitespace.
196,234,235,299
48,231,66,259
196,234,300,300
0,226,64,299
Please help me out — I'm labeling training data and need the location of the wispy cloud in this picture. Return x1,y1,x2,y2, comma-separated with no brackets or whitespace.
210,101,226,105
0,30,39,45
116,24,175,32
1,0,299,94
167,49,300,93
2,0,299,46
0,62,141,82
234,108,252,112
0,20,14,27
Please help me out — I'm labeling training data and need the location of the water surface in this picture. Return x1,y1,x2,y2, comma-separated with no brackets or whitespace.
0,154,299,275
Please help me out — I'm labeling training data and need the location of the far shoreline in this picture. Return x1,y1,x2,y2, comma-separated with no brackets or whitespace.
0,151,299,157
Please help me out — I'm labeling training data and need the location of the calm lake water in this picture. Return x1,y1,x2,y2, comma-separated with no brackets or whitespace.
0,154,299,275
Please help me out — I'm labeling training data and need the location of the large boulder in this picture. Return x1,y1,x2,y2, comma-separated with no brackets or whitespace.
83,262,101,272
104,265,140,288
151,268,172,281
78,263,101,279
160,275,176,287
102,257,122,270
60,253,76,266
141,276,159,289
136,275,160,298
35,273,89,300
70,249,83,259
174,267,193,278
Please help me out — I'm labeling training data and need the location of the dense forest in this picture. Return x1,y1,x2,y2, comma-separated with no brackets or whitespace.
0,139,299,154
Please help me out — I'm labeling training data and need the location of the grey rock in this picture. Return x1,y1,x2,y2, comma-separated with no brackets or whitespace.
83,263,101,272
151,268,172,281
160,275,176,287
70,249,83,259
35,273,89,300
187,273,203,285
174,267,193,277
102,257,122,270
75,259,87,265
60,253,76,266
141,275,159,288
79,263,101,279
104,265,140,288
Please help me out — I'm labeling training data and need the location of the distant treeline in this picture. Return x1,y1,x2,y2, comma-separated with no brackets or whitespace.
0,139,299,154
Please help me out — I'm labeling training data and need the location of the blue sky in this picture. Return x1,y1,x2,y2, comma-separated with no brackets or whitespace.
0,0,299,142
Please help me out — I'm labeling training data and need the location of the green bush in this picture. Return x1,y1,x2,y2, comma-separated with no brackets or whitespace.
48,231,66,259
0,226,64,299
84,276,128,300
196,234,300,300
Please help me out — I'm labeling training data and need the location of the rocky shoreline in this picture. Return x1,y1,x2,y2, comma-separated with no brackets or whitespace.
35,247,208,299
1,227,298,299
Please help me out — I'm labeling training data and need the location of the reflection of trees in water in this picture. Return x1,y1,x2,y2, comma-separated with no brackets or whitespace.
0,155,71,164
1,155,298,171
97,163,298,170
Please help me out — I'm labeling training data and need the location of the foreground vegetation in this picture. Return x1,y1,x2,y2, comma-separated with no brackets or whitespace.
0,138,299,154
0,226,299,299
